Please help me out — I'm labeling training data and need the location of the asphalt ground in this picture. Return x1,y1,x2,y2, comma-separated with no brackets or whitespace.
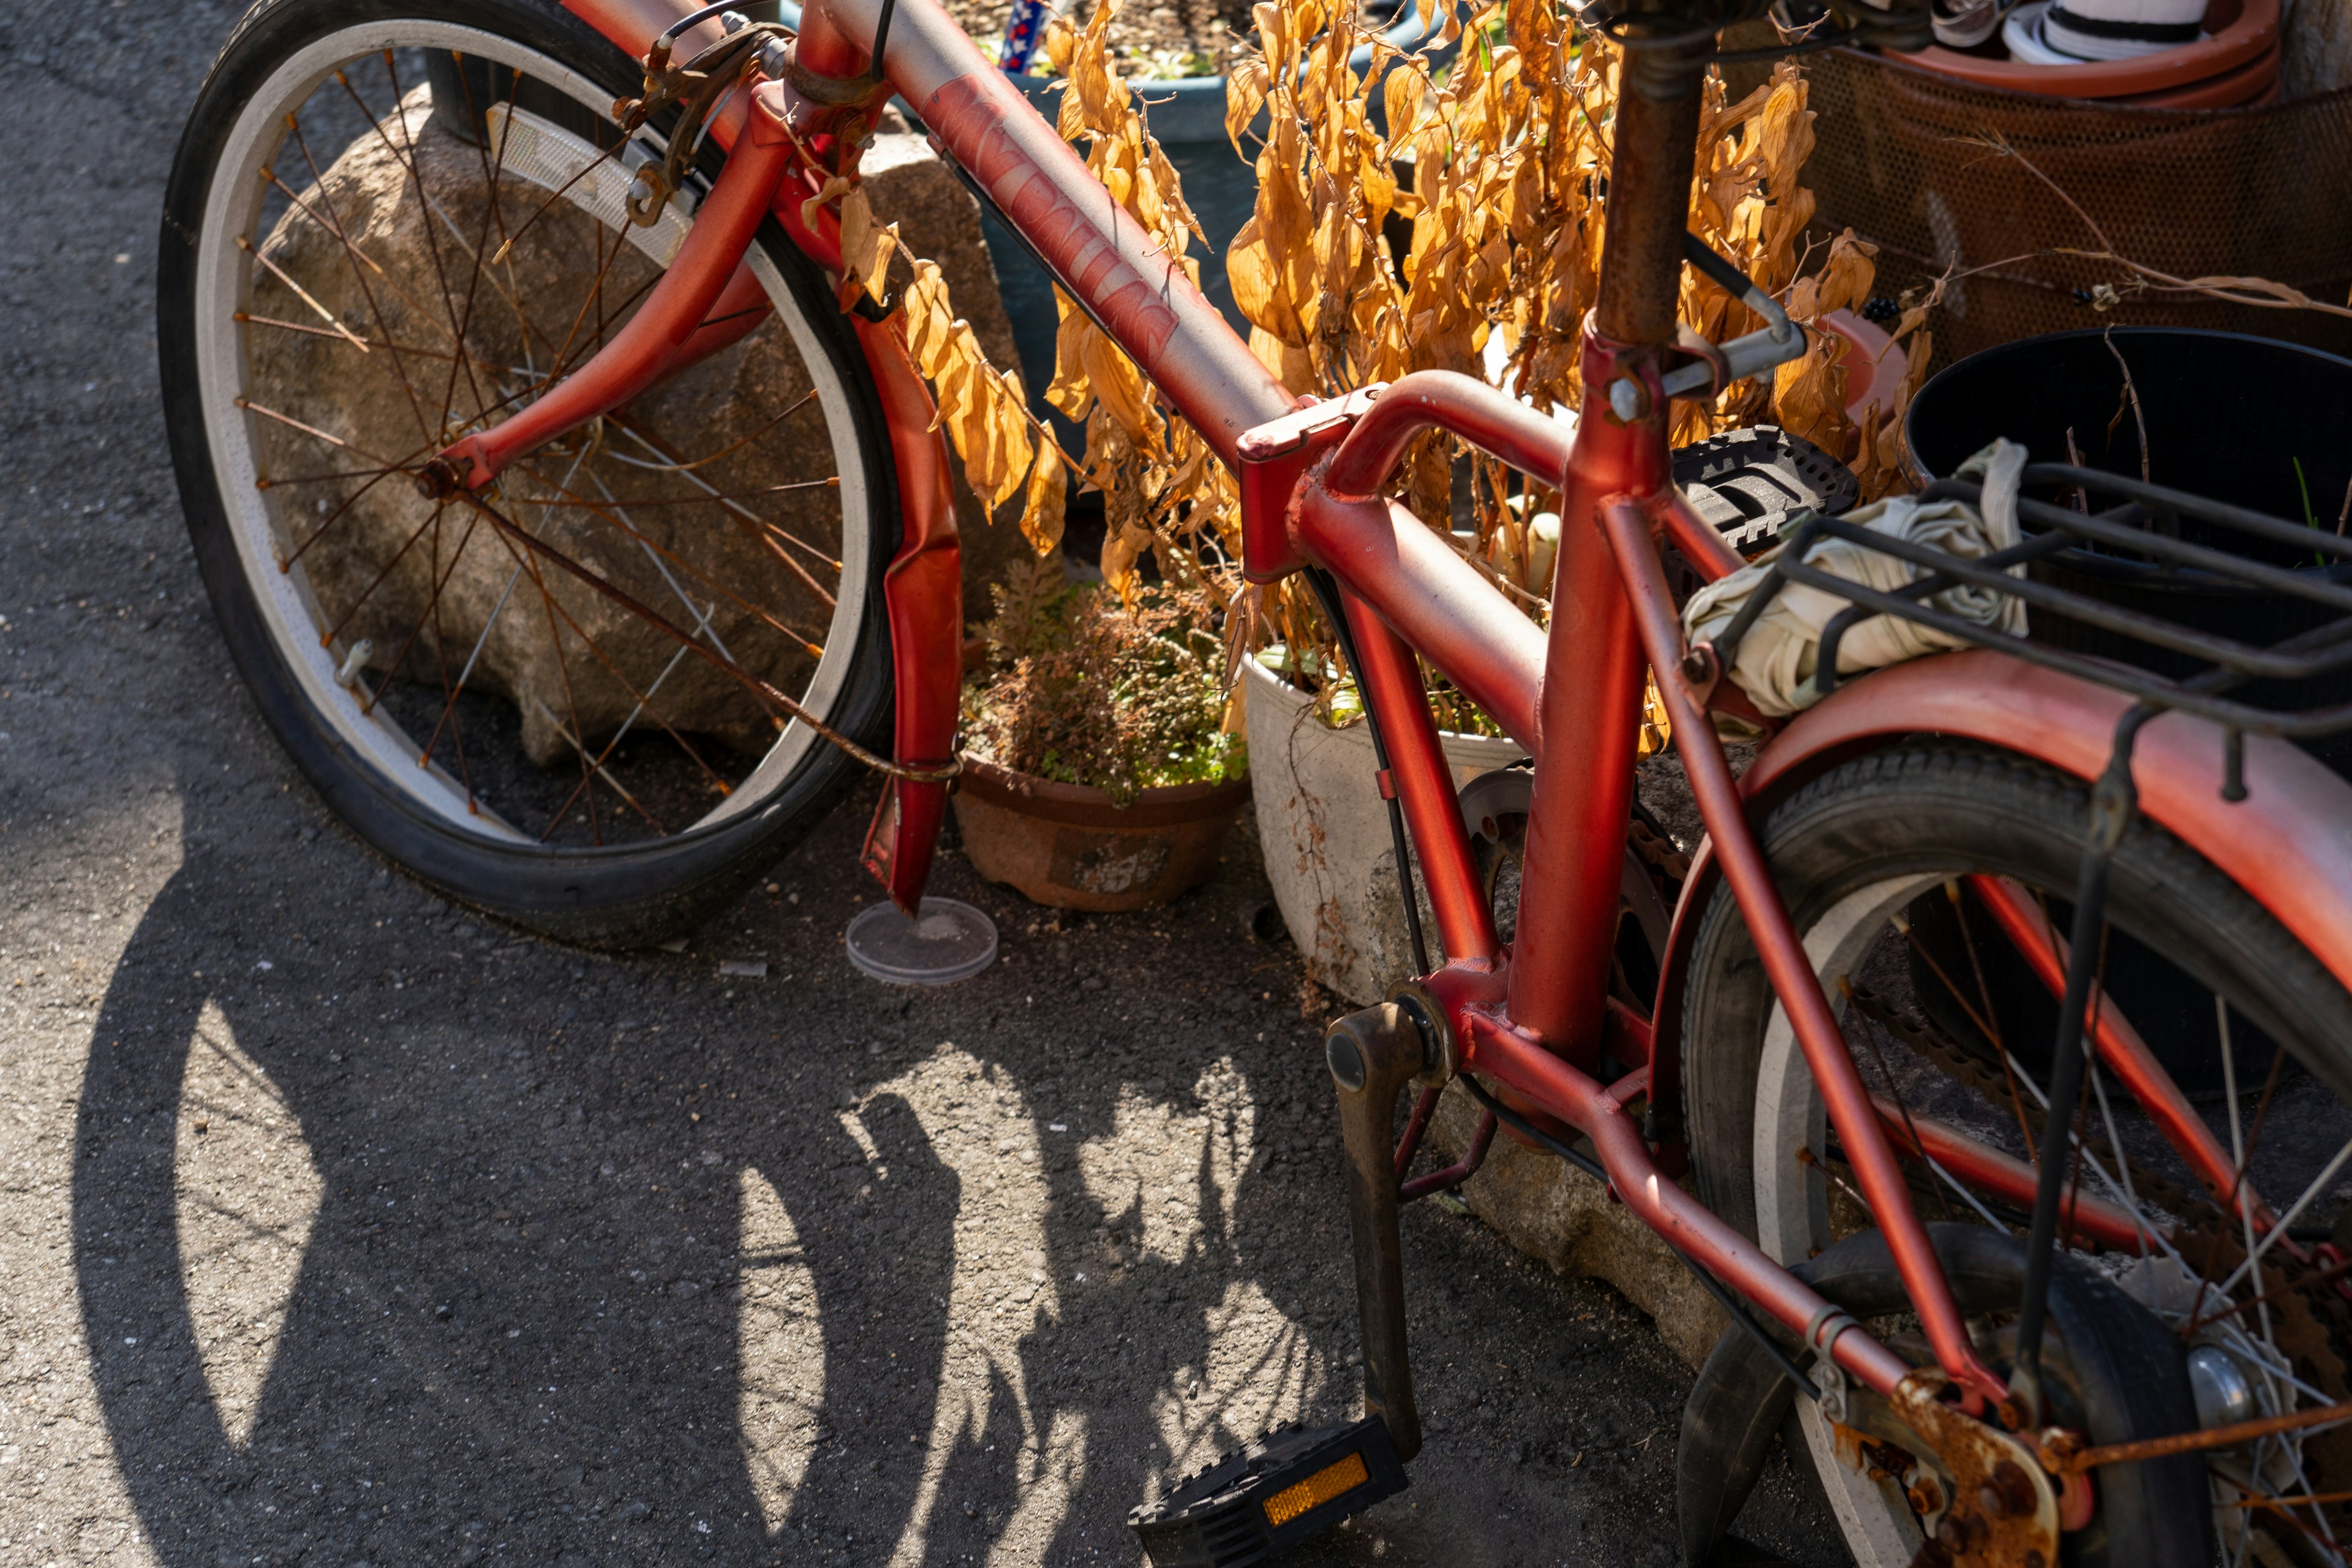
0,2,1844,1564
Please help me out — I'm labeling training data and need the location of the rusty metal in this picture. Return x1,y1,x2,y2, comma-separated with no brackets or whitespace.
1396,1112,1498,1204
2043,1399,2352,1476
1890,1372,2062,1568
1592,62,1706,349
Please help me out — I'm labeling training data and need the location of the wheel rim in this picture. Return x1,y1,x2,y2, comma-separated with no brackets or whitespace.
189,21,873,849
1753,870,2352,1566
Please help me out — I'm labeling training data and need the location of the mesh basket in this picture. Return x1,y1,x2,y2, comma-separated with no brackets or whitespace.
1800,45,2352,369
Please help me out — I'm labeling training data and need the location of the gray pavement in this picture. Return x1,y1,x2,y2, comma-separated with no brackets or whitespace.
0,4,1842,1564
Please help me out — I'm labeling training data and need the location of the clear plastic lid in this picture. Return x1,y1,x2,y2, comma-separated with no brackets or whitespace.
842,897,999,986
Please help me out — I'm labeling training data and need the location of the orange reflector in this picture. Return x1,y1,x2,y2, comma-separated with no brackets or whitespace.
1261,1450,1370,1528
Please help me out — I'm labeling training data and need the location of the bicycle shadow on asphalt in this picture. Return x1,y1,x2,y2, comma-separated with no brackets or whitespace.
66,780,1400,1567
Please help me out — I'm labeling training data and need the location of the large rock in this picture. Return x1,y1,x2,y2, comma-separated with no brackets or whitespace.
1425,1081,1729,1370
246,88,1027,769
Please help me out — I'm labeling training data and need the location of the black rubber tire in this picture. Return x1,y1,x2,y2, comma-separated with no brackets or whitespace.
1680,1224,2212,1568
1678,739,2352,1562
157,0,899,946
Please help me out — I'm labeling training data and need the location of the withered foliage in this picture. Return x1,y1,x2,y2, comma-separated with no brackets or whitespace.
962,556,1244,803
865,0,1940,745
1226,1,1934,712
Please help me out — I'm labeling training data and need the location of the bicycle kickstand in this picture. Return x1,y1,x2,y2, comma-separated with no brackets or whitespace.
1126,1003,1422,1564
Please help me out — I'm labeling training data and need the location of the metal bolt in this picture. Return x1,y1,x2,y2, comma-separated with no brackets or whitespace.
756,36,791,77
1680,644,1716,686
719,9,750,32
1607,377,1645,424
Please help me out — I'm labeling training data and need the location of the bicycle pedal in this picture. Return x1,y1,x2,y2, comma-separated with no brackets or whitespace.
1127,1415,1408,1567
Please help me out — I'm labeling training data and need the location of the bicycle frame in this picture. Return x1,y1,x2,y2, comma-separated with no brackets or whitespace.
514,0,2352,1500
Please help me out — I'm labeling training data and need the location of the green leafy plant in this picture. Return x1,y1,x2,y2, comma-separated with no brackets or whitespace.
963,557,1246,804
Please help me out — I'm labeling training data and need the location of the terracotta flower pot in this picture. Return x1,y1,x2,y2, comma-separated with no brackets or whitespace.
1899,0,2277,97
951,758,1252,912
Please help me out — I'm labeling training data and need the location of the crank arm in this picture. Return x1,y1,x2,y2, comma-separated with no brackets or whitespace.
1325,1000,1432,1459
1125,1000,1425,1559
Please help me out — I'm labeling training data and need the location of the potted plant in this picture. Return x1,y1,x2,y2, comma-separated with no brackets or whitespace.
954,557,1252,910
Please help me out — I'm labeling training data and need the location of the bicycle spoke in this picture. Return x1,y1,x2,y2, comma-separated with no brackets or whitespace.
284,115,447,443
362,507,485,707
508,458,827,650
235,236,372,356
322,500,447,650
211,38,865,857
607,415,846,582
518,478,842,508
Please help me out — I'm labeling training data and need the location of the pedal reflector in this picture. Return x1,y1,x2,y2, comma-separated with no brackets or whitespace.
1261,1451,1369,1528
1128,1417,1407,1567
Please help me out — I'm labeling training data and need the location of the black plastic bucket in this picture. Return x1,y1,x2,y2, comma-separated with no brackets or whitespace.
1907,328,2352,774
1901,330,2344,1088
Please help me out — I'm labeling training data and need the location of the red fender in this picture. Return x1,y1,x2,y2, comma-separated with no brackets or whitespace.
773,154,964,916
1649,649,2352,1086
850,312,962,914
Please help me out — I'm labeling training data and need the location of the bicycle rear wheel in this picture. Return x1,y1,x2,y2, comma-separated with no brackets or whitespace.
1682,740,2352,1566
159,0,896,942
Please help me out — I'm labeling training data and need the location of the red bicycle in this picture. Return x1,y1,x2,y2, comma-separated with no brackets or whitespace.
160,0,2352,1560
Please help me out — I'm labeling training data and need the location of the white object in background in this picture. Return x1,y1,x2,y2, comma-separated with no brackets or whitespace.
2029,0,2209,60
1242,655,1523,1006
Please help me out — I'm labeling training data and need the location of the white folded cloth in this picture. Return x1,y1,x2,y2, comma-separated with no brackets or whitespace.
1681,439,2030,718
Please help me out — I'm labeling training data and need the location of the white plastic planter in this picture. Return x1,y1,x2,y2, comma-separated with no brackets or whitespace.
1241,655,1523,1006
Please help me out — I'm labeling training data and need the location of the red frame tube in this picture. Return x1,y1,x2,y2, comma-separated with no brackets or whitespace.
542,0,2223,1417
1340,587,1499,965
1591,492,2010,1406
1460,1008,1918,1395
435,99,796,488
1874,1096,2149,1256
1966,874,2274,1229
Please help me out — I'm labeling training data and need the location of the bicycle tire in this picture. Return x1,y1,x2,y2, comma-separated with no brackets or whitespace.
159,0,899,944
1679,738,2352,1565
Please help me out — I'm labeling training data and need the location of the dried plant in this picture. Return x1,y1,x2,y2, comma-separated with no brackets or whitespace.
962,555,1244,802
861,0,1937,745
1223,2,1935,724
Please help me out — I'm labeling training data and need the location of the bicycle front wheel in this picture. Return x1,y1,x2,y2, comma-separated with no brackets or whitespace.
159,0,897,943
1682,741,2352,1567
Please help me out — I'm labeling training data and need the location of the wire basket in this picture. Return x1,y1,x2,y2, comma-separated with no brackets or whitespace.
1709,463,2352,771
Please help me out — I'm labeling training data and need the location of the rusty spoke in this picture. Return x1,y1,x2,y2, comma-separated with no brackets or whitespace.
508,458,827,650
254,462,409,488
321,500,446,651
458,492,753,802
503,533,604,845
363,506,485,707
516,478,841,508
605,412,846,580
283,115,443,444
283,461,414,571
236,394,417,473
603,388,819,477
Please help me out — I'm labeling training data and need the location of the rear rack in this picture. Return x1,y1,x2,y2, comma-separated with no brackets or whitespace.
1708,462,2352,755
